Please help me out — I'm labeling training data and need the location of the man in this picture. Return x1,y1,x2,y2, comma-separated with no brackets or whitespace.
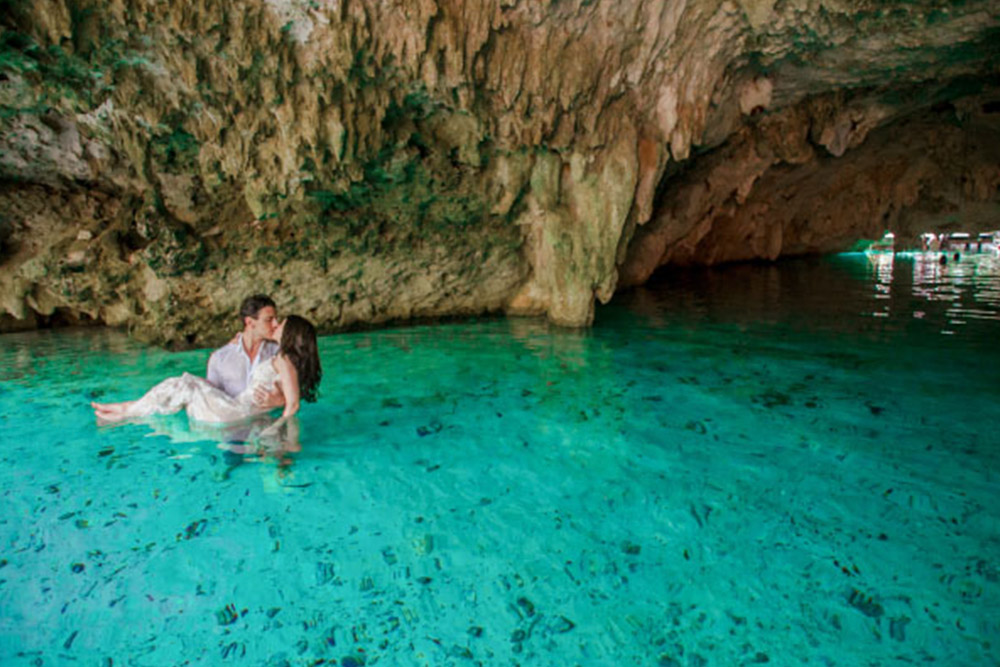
206,294,285,410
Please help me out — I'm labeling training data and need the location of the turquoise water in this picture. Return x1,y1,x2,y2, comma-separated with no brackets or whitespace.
1,252,999,665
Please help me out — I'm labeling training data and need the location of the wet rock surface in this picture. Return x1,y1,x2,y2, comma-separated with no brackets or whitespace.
1,0,998,344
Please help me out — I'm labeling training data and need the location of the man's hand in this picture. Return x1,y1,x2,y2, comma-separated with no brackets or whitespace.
253,384,285,410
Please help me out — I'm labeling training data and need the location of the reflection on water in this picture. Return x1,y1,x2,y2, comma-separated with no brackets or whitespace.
0,327,149,383
907,251,1000,323
616,252,1000,346
125,411,302,454
215,416,303,472
867,251,893,318
864,251,1000,334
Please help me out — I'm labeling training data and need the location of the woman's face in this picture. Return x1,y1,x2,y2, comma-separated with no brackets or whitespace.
273,318,287,344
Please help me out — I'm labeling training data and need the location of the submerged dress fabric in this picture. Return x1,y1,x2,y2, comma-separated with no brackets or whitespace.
122,360,280,423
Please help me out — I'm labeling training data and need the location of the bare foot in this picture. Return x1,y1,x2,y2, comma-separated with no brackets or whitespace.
92,401,128,422
95,415,123,427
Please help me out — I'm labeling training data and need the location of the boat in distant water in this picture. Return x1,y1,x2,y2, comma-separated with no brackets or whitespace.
921,231,998,254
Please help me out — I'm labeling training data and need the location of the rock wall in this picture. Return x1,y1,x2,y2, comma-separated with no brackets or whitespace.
0,0,998,345
621,93,1000,283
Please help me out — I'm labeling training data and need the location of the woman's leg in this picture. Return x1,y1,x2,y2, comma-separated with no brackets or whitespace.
91,400,134,412
92,400,137,421
91,375,196,422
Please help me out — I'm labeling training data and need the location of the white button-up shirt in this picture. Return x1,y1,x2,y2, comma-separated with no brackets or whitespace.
206,334,279,397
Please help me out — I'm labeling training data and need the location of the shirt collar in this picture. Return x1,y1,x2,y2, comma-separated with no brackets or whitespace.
237,333,275,364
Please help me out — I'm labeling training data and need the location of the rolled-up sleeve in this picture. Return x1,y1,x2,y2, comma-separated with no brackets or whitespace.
204,338,266,397
206,349,223,389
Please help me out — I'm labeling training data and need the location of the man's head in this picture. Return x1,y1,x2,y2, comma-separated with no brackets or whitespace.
239,294,278,341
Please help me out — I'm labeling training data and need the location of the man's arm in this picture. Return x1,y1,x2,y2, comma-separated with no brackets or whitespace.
207,336,241,391
253,341,285,409
206,350,223,389
253,383,285,410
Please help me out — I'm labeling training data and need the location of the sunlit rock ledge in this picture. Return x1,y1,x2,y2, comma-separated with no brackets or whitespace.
0,0,998,346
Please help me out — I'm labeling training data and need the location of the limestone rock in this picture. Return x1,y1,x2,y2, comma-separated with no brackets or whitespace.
0,0,997,343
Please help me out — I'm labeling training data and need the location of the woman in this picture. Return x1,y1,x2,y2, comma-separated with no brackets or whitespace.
92,316,321,424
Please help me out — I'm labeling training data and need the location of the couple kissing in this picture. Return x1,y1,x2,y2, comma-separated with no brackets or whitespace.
91,295,321,428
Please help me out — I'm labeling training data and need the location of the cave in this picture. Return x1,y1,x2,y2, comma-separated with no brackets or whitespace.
0,0,997,344
2,3,1000,664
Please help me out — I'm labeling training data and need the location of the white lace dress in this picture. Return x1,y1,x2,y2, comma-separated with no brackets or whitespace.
121,360,280,423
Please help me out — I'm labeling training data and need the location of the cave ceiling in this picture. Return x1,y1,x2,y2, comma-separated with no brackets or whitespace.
0,0,998,343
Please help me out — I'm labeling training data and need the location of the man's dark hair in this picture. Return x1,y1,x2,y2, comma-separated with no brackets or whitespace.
239,294,276,323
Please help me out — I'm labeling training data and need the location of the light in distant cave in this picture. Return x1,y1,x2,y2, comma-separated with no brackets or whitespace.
920,231,999,253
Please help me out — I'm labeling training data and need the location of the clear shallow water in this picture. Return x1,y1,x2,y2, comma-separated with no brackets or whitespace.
1,252,998,666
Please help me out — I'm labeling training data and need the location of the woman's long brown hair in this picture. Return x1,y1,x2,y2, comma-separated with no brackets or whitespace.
280,315,321,402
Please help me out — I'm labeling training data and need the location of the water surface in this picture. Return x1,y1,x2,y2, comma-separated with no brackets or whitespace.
1,252,998,665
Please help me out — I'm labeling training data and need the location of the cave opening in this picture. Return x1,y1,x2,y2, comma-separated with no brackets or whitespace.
0,307,102,334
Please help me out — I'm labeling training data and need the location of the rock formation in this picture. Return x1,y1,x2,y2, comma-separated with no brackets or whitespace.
1,0,998,345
